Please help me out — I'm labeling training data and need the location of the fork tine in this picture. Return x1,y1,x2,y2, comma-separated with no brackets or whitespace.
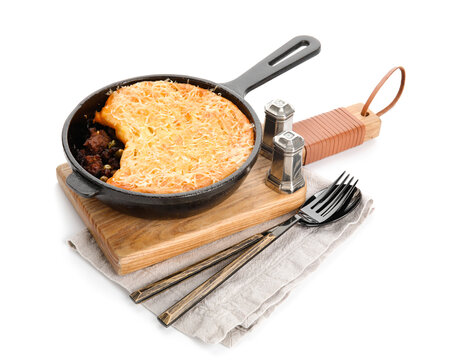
308,171,346,207
322,179,359,218
338,184,359,211
314,173,350,211
320,176,354,214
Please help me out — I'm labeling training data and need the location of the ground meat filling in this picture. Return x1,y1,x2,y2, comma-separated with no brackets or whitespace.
84,128,110,153
76,121,124,181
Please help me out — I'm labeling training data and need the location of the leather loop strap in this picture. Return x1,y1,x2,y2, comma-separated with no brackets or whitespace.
361,66,406,117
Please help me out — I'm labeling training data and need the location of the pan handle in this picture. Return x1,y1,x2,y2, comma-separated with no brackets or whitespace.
222,36,321,97
66,171,100,198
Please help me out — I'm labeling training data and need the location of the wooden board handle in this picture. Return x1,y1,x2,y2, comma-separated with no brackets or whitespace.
293,103,381,164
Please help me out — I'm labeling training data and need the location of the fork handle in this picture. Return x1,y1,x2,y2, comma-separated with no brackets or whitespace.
130,233,266,303
157,215,301,327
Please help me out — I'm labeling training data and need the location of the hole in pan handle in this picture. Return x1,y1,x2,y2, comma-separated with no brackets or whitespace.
222,35,321,97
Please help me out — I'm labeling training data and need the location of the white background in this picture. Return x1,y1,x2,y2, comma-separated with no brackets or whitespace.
1,0,448,358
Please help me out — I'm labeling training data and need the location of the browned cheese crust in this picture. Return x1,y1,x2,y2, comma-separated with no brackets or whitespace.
94,81,254,194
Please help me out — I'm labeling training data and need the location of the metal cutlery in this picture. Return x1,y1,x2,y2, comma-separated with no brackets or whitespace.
130,232,267,304
155,172,360,326
130,173,360,304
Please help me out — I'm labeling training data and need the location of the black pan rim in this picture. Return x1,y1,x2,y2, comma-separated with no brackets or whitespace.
62,74,262,200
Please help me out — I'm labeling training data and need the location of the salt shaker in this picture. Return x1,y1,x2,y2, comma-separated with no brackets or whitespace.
261,99,295,159
265,130,305,194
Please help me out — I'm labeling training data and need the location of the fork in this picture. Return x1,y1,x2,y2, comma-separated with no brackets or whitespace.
157,172,358,327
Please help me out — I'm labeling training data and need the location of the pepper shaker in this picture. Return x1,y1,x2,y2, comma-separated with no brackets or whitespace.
261,99,295,159
265,130,305,194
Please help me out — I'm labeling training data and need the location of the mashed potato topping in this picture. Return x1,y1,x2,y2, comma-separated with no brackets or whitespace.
94,80,254,193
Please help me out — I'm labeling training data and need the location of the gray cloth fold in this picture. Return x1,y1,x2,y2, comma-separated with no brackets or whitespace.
67,168,374,347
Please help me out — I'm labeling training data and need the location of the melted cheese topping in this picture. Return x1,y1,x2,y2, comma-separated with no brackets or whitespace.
94,80,254,193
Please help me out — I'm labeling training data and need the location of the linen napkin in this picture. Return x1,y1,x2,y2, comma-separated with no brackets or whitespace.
67,168,374,347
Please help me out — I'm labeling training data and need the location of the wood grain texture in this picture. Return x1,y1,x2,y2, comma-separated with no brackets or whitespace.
345,103,382,141
130,233,265,303
57,156,307,275
58,107,378,276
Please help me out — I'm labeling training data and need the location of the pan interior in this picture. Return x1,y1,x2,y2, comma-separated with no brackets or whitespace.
64,74,262,198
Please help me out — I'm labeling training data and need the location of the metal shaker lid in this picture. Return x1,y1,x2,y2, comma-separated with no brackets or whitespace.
264,99,295,120
273,130,304,154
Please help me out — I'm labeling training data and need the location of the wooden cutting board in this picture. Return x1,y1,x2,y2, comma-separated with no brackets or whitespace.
57,157,306,275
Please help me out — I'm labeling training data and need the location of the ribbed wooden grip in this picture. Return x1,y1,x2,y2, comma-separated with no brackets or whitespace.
293,103,380,164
